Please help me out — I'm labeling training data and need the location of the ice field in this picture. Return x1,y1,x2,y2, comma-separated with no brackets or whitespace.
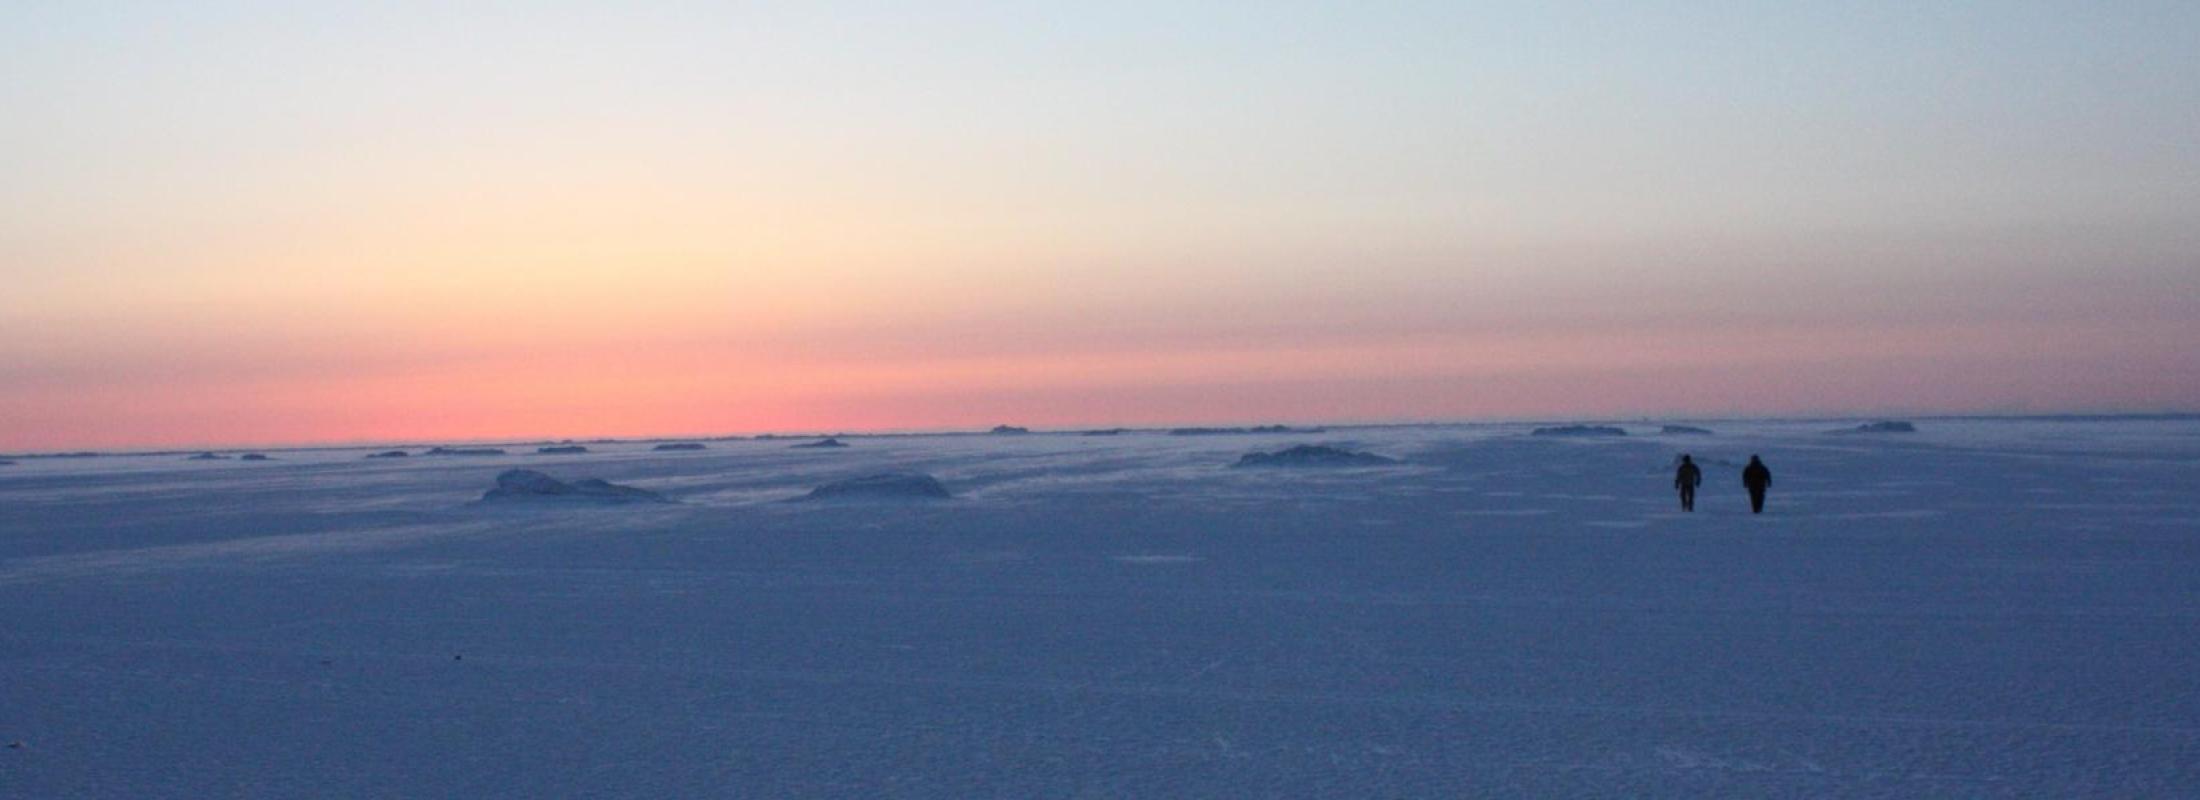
4,419,2199,796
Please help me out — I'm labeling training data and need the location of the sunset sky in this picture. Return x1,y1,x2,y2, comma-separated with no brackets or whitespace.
4,2,2197,450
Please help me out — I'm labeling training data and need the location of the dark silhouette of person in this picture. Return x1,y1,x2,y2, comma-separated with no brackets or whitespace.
1742,455,1772,514
1673,455,1702,511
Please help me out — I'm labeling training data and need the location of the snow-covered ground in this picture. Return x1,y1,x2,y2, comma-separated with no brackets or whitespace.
4,420,2198,797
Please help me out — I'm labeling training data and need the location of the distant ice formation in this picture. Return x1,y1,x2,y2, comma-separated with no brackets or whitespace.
425,447,508,456
479,469,670,504
990,425,1031,435
793,438,849,449
803,472,952,501
1171,425,1320,436
239,453,272,461
537,446,589,454
652,443,707,451
1531,425,1628,437
186,452,227,461
1233,445,1397,468
1836,420,1918,434
1660,425,1714,435
1081,428,1128,436
364,450,410,459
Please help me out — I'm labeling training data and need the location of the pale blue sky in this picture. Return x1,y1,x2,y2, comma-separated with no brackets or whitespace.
3,2,2197,447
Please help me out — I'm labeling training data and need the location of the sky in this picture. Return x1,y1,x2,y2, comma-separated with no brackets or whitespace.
3,1,2197,450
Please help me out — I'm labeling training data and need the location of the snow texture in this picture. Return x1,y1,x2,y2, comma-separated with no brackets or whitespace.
5,419,2200,797
1532,424,1629,437
478,469,670,504
1233,444,1398,468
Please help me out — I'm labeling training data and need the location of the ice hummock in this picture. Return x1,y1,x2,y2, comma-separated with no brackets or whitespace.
1834,420,1918,434
1170,425,1320,436
479,469,670,504
1531,424,1627,437
1233,444,1397,468
425,446,508,456
802,472,951,500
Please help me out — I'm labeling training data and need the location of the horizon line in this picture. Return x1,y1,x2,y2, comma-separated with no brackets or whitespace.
6,409,2197,459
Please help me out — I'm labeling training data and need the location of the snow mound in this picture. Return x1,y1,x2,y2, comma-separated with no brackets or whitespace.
802,472,952,501
536,445,589,454
652,443,706,451
1835,420,1918,434
1234,445,1397,468
1532,425,1628,437
793,438,849,449
1660,425,1714,435
425,447,507,456
186,452,227,461
990,425,1030,435
239,453,273,461
364,450,409,459
479,469,670,504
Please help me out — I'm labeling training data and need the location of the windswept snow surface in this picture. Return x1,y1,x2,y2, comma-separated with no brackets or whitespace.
4,420,2200,796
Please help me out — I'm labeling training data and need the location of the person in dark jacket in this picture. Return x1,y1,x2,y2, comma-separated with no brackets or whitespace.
1742,455,1772,513
1673,455,1702,511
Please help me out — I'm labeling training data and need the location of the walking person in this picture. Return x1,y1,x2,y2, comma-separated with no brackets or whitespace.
1673,454,1702,511
1742,455,1772,514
